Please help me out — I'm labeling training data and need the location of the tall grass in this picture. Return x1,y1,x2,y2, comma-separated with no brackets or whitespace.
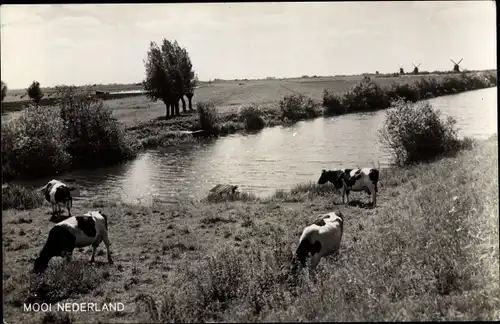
136,139,499,321
196,100,219,136
1,184,45,210
29,260,110,303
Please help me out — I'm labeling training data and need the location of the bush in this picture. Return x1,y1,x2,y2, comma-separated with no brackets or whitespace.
239,104,266,131
1,91,139,180
482,71,497,86
197,100,219,135
1,105,71,180
322,90,346,116
343,76,390,112
415,77,441,98
59,96,138,168
279,94,321,122
378,99,464,165
2,184,45,210
385,83,421,102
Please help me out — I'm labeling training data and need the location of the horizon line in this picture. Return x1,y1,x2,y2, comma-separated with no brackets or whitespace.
5,68,497,91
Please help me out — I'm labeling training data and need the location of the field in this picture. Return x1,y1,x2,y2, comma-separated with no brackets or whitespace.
2,135,498,323
2,74,458,126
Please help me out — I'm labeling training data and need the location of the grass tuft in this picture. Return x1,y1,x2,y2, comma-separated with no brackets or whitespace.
2,184,45,210
29,260,110,303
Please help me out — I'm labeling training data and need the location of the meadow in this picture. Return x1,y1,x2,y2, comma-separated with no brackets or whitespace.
0,73,476,124
2,135,498,323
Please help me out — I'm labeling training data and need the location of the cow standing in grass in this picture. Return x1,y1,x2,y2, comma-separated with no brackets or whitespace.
318,168,379,207
33,211,113,273
40,180,75,218
293,211,344,270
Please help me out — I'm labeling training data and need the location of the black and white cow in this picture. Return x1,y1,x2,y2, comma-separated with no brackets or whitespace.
40,180,75,217
293,211,344,270
318,168,379,206
33,211,113,273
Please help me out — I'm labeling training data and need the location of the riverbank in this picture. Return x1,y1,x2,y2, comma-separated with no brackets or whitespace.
129,72,497,149
3,135,498,323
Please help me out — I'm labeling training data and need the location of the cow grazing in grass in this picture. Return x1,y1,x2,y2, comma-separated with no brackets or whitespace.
293,211,344,270
318,168,379,207
40,180,75,217
33,211,113,273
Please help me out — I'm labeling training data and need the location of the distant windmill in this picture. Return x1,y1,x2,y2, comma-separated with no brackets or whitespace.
450,58,463,73
399,64,405,75
412,63,421,74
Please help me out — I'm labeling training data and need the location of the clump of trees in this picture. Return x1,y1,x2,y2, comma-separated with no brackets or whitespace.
143,39,198,119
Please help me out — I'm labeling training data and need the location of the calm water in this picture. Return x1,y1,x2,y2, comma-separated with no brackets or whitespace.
16,87,497,204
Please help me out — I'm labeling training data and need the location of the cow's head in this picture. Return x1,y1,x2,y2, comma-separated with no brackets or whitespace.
318,169,345,189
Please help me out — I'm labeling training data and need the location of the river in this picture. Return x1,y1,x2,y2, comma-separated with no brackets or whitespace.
14,87,498,204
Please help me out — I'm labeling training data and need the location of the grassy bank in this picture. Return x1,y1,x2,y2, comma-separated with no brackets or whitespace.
2,135,498,323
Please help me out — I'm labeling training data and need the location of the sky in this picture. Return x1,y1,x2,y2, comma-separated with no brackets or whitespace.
0,1,497,89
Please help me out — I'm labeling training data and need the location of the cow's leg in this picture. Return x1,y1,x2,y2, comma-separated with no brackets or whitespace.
372,185,377,207
102,234,113,264
310,254,322,270
66,200,72,217
90,237,102,263
341,186,346,204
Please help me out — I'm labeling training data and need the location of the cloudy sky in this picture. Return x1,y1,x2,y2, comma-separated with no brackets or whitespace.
0,2,496,89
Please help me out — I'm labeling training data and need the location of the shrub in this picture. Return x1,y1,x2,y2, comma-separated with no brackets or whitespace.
378,99,463,165
1,105,71,180
279,94,321,122
385,83,421,102
197,100,219,135
343,76,390,112
440,76,468,94
322,89,346,116
218,121,241,136
458,72,494,90
2,184,45,210
59,95,138,168
239,104,266,131
482,71,497,86
415,77,441,98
